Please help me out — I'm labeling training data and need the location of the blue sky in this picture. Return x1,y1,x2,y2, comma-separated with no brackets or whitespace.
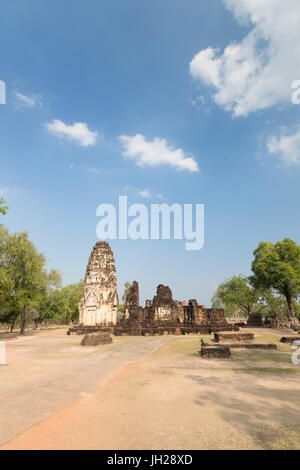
1,0,300,305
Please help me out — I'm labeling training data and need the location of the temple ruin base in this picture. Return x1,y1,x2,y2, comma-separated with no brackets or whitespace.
68,326,114,335
81,333,113,346
67,324,240,336
200,346,231,359
280,335,300,343
214,331,255,343
247,314,264,327
222,343,277,349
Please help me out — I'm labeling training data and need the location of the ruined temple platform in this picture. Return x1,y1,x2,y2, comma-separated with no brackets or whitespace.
68,324,215,337
221,343,277,350
280,335,300,343
67,326,114,336
200,345,231,359
214,331,255,343
81,333,113,346
210,325,239,332
114,325,212,336
67,324,240,337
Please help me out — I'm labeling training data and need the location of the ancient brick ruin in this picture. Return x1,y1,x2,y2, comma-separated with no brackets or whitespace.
79,242,119,326
116,280,230,335
126,281,141,323
214,331,254,343
75,241,231,336
280,335,300,343
183,301,229,330
247,314,264,327
200,345,231,359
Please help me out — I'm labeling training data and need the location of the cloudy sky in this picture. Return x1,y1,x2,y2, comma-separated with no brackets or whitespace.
1,0,300,305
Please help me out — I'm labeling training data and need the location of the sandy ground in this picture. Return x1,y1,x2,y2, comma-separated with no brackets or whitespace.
1,328,300,450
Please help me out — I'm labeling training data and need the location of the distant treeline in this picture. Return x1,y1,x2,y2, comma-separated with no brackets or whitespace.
0,198,83,333
212,238,300,327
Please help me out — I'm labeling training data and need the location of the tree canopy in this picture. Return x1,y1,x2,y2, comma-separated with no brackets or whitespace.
0,227,58,333
250,238,300,326
212,275,268,317
122,281,133,304
0,197,9,215
0,224,83,332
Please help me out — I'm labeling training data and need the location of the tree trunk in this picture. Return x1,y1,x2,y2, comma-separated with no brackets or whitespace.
285,294,297,328
20,307,27,335
247,305,251,322
10,320,15,333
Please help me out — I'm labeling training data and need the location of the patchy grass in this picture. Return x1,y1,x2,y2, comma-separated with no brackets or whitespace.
269,431,300,450
228,331,297,368
230,349,292,365
149,332,300,376
154,335,210,357
233,367,300,376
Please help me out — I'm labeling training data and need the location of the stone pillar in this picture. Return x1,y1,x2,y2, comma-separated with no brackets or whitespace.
126,281,140,323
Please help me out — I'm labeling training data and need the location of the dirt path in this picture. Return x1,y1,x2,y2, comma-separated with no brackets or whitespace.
2,330,300,450
0,329,170,447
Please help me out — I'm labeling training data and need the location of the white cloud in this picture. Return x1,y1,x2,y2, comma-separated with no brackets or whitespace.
267,126,300,165
139,189,151,198
119,134,200,173
189,0,300,116
46,119,98,147
13,92,42,109
190,95,210,113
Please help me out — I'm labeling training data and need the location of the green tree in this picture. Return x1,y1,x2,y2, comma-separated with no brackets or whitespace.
59,282,84,322
118,304,126,314
122,281,133,304
38,281,83,324
0,230,16,329
36,270,63,324
250,238,300,326
212,275,267,318
261,291,289,318
0,197,9,215
0,228,50,334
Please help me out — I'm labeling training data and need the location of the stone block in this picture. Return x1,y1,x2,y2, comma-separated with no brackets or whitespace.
280,335,300,344
81,333,113,346
214,331,254,343
224,343,277,349
200,346,231,359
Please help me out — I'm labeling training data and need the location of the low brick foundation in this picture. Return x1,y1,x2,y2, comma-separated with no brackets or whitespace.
67,326,114,336
200,346,231,359
214,331,254,343
247,314,264,327
210,326,240,332
81,333,113,346
67,324,237,337
280,335,300,344
223,343,277,349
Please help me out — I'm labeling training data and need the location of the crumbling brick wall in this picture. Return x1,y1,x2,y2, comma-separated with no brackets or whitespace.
152,284,180,323
126,281,141,322
184,302,227,328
